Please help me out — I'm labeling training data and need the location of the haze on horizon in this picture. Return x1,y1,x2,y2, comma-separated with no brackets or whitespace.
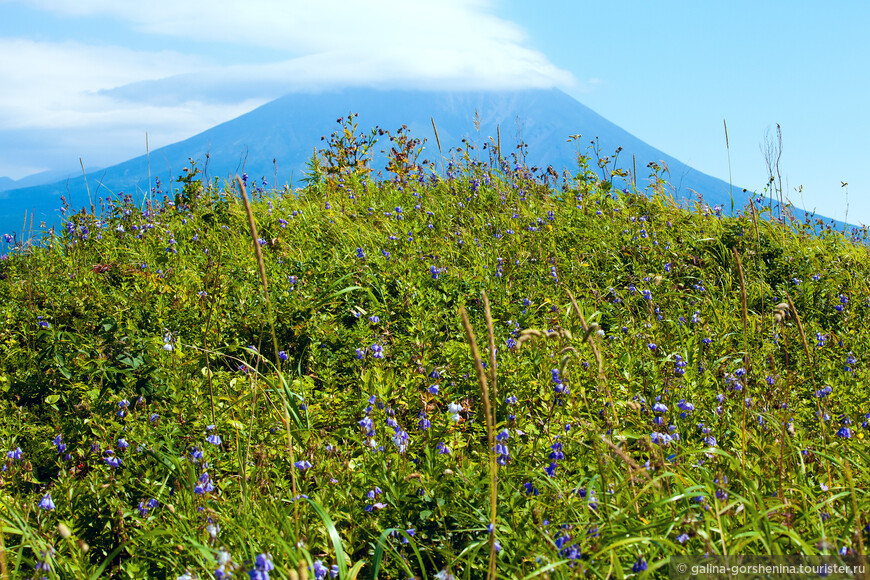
0,0,866,225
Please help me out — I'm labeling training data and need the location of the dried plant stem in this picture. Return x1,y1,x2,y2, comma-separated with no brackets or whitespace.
459,304,497,580
237,176,300,538
784,293,811,362
482,291,497,406
0,527,7,580
733,248,748,333
566,289,617,428
431,116,444,175
732,248,750,472
80,158,94,215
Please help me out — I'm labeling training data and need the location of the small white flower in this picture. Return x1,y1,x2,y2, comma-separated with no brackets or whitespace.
435,570,455,580
447,402,463,422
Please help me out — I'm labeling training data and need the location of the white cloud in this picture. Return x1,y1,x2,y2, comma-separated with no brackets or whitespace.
0,38,205,129
0,0,576,177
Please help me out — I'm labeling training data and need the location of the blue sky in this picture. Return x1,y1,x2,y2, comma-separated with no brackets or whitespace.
1,0,867,224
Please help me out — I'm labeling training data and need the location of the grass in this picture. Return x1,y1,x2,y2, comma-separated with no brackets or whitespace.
0,116,869,579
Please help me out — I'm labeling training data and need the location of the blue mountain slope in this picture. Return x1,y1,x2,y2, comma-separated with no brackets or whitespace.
0,88,839,239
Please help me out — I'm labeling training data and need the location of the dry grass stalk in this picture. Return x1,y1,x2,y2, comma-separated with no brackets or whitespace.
784,293,811,362
482,291,498,406
237,175,300,538
732,248,749,332
459,304,498,580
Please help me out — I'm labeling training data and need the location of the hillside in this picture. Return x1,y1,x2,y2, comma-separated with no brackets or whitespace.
0,130,868,577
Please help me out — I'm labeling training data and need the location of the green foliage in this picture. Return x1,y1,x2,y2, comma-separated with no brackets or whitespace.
1,120,870,578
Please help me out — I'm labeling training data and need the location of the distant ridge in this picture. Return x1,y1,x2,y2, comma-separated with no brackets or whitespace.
0,88,847,238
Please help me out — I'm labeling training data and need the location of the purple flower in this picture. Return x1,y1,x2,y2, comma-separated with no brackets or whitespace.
207,434,222,446
38,492,55,510
194,471,215,494
312,560,329,580
294,460,313,470
677,399,694,412
632,558,647,573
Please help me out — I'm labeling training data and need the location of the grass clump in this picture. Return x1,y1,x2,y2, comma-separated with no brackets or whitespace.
0,117,869,579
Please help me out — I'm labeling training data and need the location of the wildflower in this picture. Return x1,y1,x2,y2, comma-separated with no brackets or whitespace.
278,350,288,361
294,460,312,470
53,434,66,454
435,570,455,580
117,399,130,418
251,553,275,580
104,452,122,468
544,462,557,477
370,344,384,359
652,402,668,414
632,558,648,573
837,427,852,439
117,438,129,450
207,433,222,446
38,492,55,510
392,428,410,453
428,384,440,395
495,441,510,465
358,417,374,435
312,560,329,580
677,532,689,544
447,402,463,422
677,399,695,413
436,442,450,455
194,472,215,495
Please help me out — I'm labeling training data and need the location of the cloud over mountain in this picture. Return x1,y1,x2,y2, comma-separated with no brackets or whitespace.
0,0,575,178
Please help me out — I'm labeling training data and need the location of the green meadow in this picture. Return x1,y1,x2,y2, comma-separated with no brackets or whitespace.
1,118,868,579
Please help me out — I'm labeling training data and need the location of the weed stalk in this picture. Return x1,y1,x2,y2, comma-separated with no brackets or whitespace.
237,175,301,541
459,301,498,580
